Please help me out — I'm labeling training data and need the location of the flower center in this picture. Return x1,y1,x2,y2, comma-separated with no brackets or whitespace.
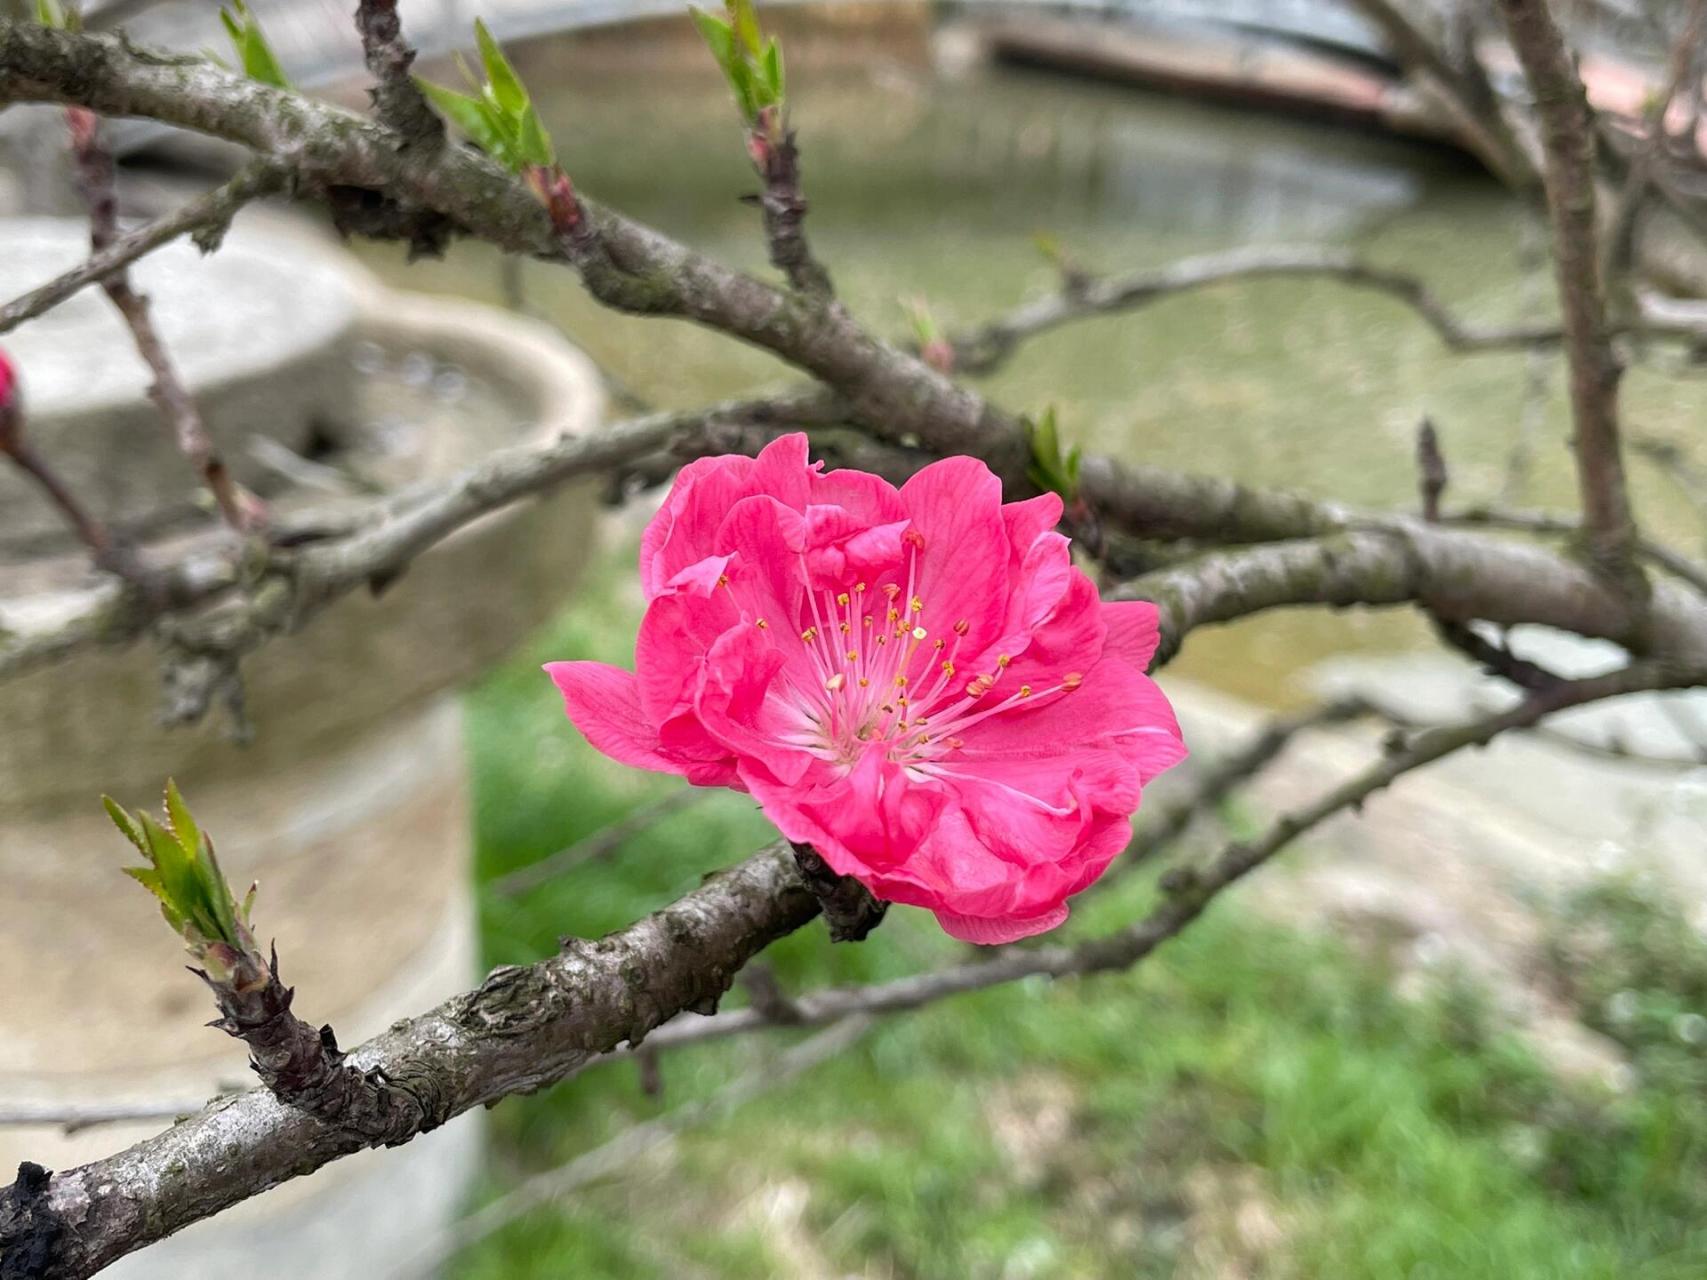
730,542,1081,770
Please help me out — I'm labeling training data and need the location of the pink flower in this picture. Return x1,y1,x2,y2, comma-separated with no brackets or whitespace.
547,434,1186,944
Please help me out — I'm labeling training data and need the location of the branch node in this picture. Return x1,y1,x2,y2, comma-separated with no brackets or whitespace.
790,842,887,942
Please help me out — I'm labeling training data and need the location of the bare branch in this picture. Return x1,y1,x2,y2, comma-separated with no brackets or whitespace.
1496,0,1641,585
1348,0,1539,189
1604,0,1707,280
951,245,1576,373
353,0,443,147
0,161,283,336
1446,503,1707,597
390,1017,876,1279
490,788,710,899
750,115,834,297
65,107,262,533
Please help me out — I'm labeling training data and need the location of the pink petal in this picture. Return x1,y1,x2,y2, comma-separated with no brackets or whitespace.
545,662,684,778
899,456,1011,653
934,902,1070,946
640,453,757,600
1103,601,1163,673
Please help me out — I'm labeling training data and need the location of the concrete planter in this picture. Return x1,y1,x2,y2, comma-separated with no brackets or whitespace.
0,219,606,1277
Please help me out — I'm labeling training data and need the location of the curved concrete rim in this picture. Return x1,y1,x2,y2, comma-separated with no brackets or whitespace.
0,281,607,614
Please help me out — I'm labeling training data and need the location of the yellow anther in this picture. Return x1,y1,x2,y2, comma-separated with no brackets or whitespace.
717,573,730,588
846,649,859,662
840,621,851,633
883,583,901,599
887,608,900,622
801,627,818,643
894,675,909,687
836,592,850,606
941,660,956,675
854,582,867,593
825,673,846,692
996,654,1011,669
1018,684,1033,698
755,618,769,630
910,596,924,614
1062,671,1083,690
858,677,870,687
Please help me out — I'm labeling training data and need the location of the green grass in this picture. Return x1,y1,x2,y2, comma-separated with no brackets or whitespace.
453,554,1707,1278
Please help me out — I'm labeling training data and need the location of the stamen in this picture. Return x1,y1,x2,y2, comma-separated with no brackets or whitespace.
836,592,850,606
903,528,926,550
717,573,730,588
996,654,1011,669
1062,672,1083,690
801,627,817,643
1018,685,1033,697
755,618,768,630
825,673,845,691
910,597,924,614
911,626,927,641
953,619,969,636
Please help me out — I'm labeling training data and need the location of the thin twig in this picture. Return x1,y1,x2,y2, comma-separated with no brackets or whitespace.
353,0,443,146
490,788,708,899
0,1098,233,1135
1496,0,1641,586
389,1016,875,1279
950,246,1574,374
1603,0,1707,282
65,108,262,533
0,161,283,337
749,109,834,297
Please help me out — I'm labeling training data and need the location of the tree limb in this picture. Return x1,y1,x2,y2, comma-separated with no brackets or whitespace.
1496,0,1641,586
0,842,820,1280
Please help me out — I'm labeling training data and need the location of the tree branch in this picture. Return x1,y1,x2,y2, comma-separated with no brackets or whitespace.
0,842,820,1279
0,160,283,336
1496,0,1641,586
352,0,442,147
65,107,262,532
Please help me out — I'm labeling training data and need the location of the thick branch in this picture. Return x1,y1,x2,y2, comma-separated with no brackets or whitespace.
1497,0,1640,583
0,24,1016,472
0,843,819,1279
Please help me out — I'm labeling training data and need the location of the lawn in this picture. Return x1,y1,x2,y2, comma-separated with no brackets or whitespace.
450,547,1707,1279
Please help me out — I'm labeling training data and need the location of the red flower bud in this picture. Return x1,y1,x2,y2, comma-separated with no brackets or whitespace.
524,165,581,235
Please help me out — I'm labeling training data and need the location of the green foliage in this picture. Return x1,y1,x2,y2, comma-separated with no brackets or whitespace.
1025,405,1081,503
690,0,784,125
219,0,289,89
34,0,79,32
106,781,254,958
416,20,554,174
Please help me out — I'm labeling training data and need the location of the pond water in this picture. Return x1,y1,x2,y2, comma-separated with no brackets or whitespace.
355,46,1707,706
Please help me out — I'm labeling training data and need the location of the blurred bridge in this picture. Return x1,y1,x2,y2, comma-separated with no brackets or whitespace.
114,0,1392,93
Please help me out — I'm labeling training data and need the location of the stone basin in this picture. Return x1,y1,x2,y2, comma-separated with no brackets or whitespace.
0,215,606,1280
0,218,605,807
0,217,360,548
